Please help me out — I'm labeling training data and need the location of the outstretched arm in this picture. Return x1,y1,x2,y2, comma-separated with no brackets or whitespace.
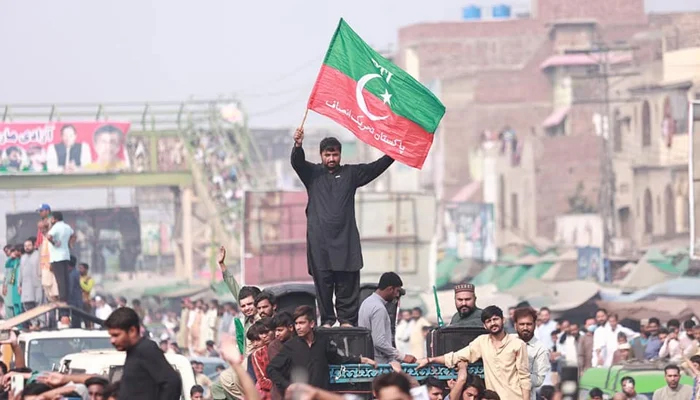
354,155,394,187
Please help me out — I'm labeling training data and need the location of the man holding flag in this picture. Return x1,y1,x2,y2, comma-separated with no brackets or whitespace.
291,128,393,327
293,17,445,328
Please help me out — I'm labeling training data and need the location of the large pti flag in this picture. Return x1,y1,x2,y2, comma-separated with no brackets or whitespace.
308,19,446,169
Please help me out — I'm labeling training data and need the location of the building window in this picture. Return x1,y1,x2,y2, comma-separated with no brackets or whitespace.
641,100,651,147
499,175,506,229
665,185,676,235
644,188,653,234
511,193,519,229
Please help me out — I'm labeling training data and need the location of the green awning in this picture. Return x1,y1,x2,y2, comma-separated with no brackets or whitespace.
435,256,462,289
643,248,667,262
521,262,554,281
470,265,503,286
495,266,529,290
650,256,689,275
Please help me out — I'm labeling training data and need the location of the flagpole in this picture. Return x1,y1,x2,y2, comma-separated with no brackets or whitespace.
299,109,309,129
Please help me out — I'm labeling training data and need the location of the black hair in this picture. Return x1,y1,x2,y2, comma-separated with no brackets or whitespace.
690,355,700,364
79,262,89,270
132,299,141,307
272,311,294,329
292,305,315,323
378,272,403,290
52,211,64,221
104,307,140,332
481,305,504,323
684,319,696,330
319,137,342,153
5,146,20,156
372,372,411,397
191,385,205,396
61,124,77,136
482,389,501,400
668,319,680,329
255,291,277,307
26,236,37,244
206,340,215,347
93,124,125,144
648,317,661,326
85,376,109,388
589,388,604,398
238,286,261,302
539,307,551,313
664,364,681,374
621,376,635,386
103,381,120,399
596,308,608,315
246,323,261,341
259,317,275,331
424,377,443,390
540,385,555,400
21,382,52,396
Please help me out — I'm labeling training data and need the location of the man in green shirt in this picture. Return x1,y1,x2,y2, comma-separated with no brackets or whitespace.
449,284,483,328
217,246,260,355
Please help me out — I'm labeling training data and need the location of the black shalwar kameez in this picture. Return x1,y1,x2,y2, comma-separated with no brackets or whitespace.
291,145,394,326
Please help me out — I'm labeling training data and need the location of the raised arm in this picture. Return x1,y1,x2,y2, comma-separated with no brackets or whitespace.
291,128,315,186
218,246,240,298
354,155,394,188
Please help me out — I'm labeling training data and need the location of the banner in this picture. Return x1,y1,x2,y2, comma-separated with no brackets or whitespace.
0,121,131,174
577,246,610,283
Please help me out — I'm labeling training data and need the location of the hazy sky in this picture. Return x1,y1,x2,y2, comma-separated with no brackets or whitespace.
1,0,698,129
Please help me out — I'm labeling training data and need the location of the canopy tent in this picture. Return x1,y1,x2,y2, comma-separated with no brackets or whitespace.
505,280,602,312
616,259,674,291
606,277,700,302
596,298,700,322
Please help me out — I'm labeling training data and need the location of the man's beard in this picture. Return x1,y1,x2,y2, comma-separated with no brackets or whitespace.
519,331,534,342
458,307,473,318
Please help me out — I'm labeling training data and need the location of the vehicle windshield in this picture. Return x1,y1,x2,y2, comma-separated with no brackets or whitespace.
201,361,226,377
27,337,113,372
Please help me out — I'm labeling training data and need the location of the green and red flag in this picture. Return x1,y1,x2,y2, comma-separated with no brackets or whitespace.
307,18,446,169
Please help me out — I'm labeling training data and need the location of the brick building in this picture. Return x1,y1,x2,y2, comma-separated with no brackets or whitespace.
397,0,700,254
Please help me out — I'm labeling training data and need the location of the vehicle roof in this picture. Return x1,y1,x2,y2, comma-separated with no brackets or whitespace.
580,366,694,392
64,349,189,364
189,356,225,363
19,329,109,340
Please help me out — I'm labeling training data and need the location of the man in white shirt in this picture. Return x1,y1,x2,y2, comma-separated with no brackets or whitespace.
597,314,638,367
395,309,414,356
46,211,75,302
513,307,551,400
95,296,113,321
534,307,557,350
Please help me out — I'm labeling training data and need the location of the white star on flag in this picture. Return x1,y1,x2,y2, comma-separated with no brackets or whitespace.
380,89,392,105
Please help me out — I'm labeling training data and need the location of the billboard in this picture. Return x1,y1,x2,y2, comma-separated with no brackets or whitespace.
0,121,131,174
6,207,141,275
242,191,435,287
577,246,610,283
443,202,496,262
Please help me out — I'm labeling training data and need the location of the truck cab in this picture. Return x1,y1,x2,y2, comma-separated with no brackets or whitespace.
18,329,112,372
60,350,196,400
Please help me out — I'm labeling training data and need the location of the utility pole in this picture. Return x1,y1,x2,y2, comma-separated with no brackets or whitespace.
566,43,639,258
